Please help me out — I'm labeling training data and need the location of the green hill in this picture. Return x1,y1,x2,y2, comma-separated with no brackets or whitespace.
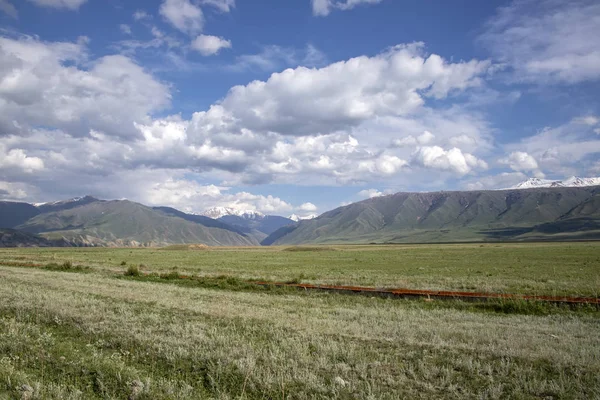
17,199,258,247
265,186,600,245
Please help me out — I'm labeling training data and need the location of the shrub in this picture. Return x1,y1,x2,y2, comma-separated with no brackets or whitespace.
125,265,141,277
120,261,127,266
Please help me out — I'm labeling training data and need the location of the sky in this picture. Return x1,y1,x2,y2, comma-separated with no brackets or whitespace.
0,0,599,217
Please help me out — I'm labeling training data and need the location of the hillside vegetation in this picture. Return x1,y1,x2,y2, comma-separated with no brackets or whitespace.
266,186,600,245
0,198,257,247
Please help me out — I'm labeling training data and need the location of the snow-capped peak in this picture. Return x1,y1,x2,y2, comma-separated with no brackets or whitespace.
201,206,265,220
288,213,317,222
34,195,97,208
510,176,600,190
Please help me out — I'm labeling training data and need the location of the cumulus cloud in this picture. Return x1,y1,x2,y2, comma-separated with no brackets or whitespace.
480,0,600,83
160,0,204,36
191,34,231,56
504,117,600,177
412,146,488,176
299,202,317,212
499,151,539,172
0,34,497,206
0,34,171,138
146,178,294,214
0,144,44,173
206,43,489,137
358,188,385,198
27,0,87,9
312,0,383,16
392,130,435,147
0,0,17,18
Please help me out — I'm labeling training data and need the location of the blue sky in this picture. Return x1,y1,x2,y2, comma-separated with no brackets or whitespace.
1,0,599,217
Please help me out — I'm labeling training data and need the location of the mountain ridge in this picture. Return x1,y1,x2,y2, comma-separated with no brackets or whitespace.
264,185,600,245
0,198,258,247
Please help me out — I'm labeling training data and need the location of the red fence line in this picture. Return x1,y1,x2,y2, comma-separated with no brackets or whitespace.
253,281,600,305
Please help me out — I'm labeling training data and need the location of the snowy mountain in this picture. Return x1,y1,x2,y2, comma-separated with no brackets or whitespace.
35,195,100,213
511,176,600,190
201,207,265,220
288,214,318,222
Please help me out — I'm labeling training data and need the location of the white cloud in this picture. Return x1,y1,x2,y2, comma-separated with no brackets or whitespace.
299,202,318,212
0,34,171,138
202,0,235,12
573,116,599,126
0,181,31,200
147,178,294,214
211,43,489,137
392,130,435,147
312,0,383,16
412,146,488,176
27,0,87,9
0,0,17,18
504,119,600,178
0,144,44,173
480,0,600,83
119,24,132,35
160,0,204,36
133,10,151,21
499,151,539,172
358,188,384,198
463,172,527,191
191,34,232,56
0,36,496,204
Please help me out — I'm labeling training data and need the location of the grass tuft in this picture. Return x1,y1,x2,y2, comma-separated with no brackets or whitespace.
124,264,141,277
44,261,87,272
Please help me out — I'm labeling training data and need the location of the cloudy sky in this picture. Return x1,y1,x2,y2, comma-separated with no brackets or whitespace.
1,0,599,216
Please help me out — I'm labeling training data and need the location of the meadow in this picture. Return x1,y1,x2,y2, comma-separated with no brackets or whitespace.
0,242,599,398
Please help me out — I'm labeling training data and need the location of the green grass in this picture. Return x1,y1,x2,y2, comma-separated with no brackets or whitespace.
0,265,599,399
0,242,599,296
0,243,599,398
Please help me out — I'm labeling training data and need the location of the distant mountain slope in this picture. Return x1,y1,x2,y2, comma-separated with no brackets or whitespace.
17,200,258,247
152,206,248,235
36,196,100,213
511,176,600,189
0,229,71,247
218,214,294,242
265,186,600,245
0,201,41,228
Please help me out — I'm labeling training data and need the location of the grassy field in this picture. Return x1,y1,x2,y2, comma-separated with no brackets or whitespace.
0,243,599,398
1,242,599,296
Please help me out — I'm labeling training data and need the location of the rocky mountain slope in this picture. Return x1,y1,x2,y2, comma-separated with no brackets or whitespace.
199,206,295,242
264,186,600,245
0,198,258,247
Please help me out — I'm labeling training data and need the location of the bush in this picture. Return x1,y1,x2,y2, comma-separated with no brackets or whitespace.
125,265,141,277
120,261,127,266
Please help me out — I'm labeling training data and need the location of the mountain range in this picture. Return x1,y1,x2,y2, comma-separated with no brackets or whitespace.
0,177,599,247
0,197,261,247
194,207,293,242
264,185,600,245
510,176,600,189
